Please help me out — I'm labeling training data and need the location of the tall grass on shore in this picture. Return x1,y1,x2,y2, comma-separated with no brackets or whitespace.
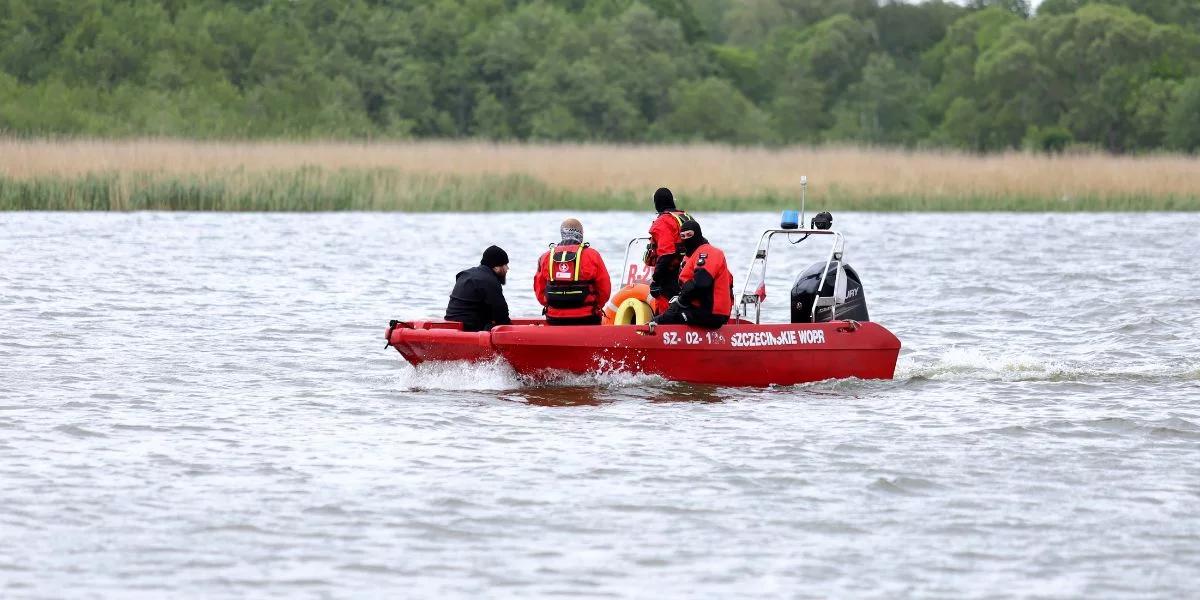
2,139,1197,211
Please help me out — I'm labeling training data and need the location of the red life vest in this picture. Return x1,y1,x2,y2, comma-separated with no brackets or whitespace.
545,242,598,314
644,210,695,264
679,243,734,317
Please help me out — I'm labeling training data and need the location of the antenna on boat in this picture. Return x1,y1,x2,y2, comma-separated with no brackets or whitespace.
799,175,808,227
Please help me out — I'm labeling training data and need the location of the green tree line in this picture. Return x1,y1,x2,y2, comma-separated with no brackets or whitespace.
2,0,1199,152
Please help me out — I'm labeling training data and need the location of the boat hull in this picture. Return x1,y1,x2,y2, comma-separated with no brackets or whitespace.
389,319,900,387
387,320,495,365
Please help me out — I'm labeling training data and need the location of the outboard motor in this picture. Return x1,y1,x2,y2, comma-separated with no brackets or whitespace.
791,261,870,323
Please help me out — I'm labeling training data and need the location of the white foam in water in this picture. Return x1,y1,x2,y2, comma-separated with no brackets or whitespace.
395,359,522,391
1185,364,1200,380
395,357,669,391
533,355,671,388
397,348,1193,389
896,347,1047,381
531,367,670,389
898,346,1198,382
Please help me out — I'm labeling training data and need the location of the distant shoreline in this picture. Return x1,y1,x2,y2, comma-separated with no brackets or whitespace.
2,140,1197,211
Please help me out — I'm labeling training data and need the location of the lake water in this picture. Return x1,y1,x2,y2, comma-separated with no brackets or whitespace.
2,211,1198,598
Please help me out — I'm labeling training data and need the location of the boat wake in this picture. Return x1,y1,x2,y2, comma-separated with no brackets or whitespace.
395,358,669,392
395,347,1199,391
521,368,670,389
395,359,523,391
898,347,1200,383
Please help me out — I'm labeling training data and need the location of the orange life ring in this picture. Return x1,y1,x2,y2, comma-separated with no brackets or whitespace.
602,283,654,325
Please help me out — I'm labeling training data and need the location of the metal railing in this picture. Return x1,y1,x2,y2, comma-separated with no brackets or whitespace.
621,236,651,273
619,227,848,325
734,229,845,324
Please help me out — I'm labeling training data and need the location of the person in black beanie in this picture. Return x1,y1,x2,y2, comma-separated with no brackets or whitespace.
644,187,694,313
445,245,512,332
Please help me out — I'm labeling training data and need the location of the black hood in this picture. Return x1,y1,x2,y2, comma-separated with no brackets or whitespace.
679,220,706,255
653,187,675,213
683,235,708,256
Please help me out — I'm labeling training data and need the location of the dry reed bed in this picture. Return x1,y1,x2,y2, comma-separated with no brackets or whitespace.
2,139,1197,210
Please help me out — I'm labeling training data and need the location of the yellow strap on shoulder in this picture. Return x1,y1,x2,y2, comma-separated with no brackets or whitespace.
573,241,584,280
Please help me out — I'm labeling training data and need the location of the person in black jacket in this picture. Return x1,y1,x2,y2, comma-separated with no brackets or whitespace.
445,246,512,332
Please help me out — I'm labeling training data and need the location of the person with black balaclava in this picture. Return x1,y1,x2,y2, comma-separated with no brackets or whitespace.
644,187,694,313
445,245,512,332
652,220,733,330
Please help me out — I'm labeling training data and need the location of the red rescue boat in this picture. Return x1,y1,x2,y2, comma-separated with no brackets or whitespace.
388,207,901,387
389,318,898,387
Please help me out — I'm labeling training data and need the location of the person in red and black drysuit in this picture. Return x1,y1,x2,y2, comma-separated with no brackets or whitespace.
534,218,611,326
652,219,733,330
644,187,694,312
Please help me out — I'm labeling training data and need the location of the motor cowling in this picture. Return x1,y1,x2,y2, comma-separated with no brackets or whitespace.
791,262,869,323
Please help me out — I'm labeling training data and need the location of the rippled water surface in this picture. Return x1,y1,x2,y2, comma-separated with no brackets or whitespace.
2,212,1199,598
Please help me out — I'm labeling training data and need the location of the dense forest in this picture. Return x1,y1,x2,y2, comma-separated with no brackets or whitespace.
2,0,1200,152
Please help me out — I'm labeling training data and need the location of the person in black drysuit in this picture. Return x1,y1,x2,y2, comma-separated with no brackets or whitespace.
445,246,512,332
652,220,733,330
